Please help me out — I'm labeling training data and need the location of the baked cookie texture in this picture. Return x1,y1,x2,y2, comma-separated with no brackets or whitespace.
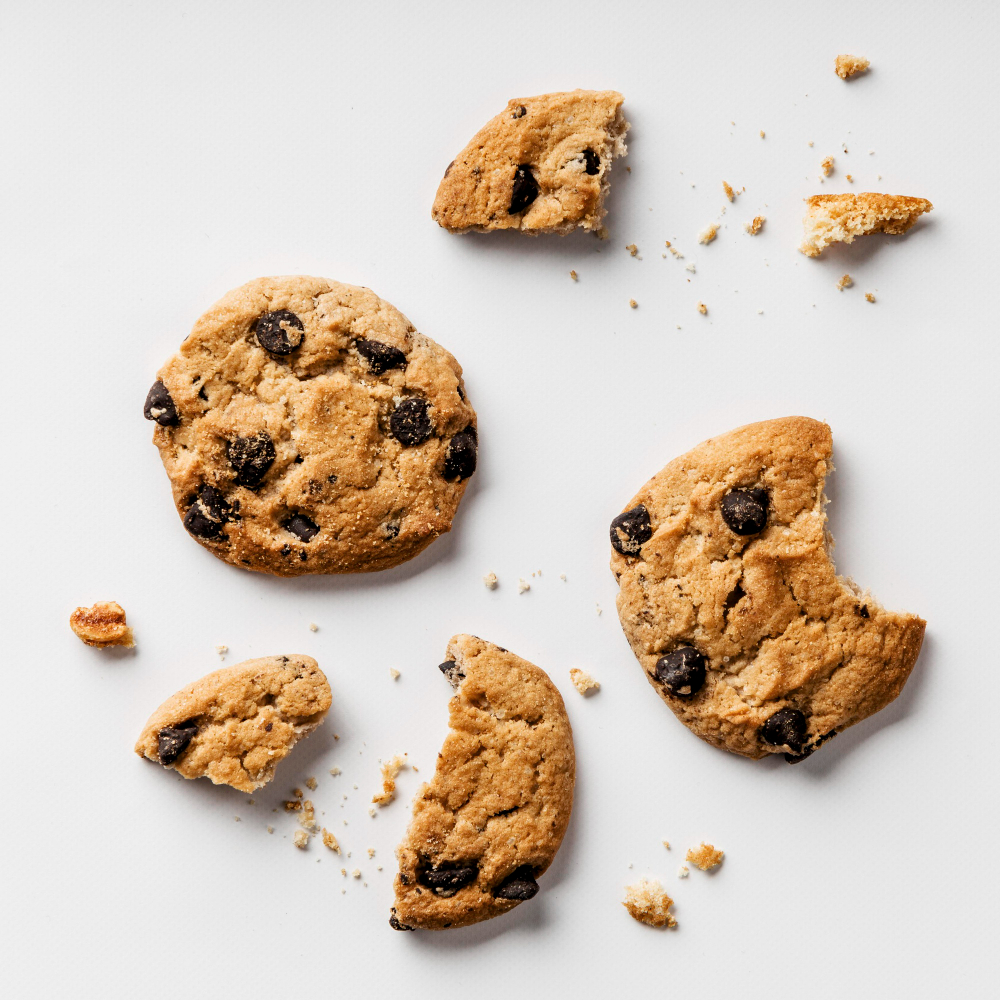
69,601,134,648
610,417,925,761
135,655,331,792
390,635,575,930
145,276,477,576
432,90,628,235
799,193,932,257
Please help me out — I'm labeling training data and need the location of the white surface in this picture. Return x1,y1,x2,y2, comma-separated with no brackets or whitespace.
3,1,997,995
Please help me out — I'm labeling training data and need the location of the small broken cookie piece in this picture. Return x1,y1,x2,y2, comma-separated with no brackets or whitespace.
799,193,933,257
698,223,718,244
391,635,575,930
134,655,331,792
432,90,628,235
372,754,407,806
686,843,724,870
835,54,870,79
569,668,600,696
623,879,677,928
70,601,134,648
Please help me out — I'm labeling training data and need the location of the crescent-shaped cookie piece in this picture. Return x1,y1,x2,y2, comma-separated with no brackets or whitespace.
798,192,932,257
390,635,575,930
135,655,331,792
432,90,628,234
610,417,925,761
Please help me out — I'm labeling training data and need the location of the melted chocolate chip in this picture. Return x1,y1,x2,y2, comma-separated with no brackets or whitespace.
857,604,870,619
509,164,539,214
383,521,400,540
284,513,319,542
419,865,478,894
721,488,769,535
583,149,600,175
493,866,539,900
438,660,465,687
356,338,407,375
512,105,527,118
183,485,231,539
143,380,179,426
655,646,707,697
442,429,477,480
610,504,653,556
227,432,276,488
760,707,808,753
390,397,433,446
254,310,304,355
389,911,414,932
157,720,198,765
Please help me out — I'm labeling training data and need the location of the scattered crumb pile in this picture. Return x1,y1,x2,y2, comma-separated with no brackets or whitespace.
686,843,724,871
623,879,677,928
799,193,932,257
836,274,853,291
372,754,407,806
698,223,718,244
835,54,870,79
569,668,600,696
745,216,765,235
69,601,134,648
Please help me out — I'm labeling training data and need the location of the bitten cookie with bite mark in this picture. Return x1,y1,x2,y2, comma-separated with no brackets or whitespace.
390,635,575,930
798,193,932,257
144,276,477,575
135,655,331,792
610,417,925,762
432,90,628,235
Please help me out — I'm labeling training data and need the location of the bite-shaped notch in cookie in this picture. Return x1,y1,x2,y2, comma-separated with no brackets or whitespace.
134,654,331,792
432,90,629,235
610,417,926,762
390,635,575,930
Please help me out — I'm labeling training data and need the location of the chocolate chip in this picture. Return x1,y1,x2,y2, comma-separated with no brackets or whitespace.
438,660,465,687
583,149,600,175
254,309,304,355
389,911,414,932
157,720,198,765
383,521,400,540
280,544,292,556
760,707,808,753
721,488,769,535
419,865,478,894
390,397,433,446
509,164,539,214
857,604,870,619
143,380,178,426
284,513,319,542
356,338,407,375
183,485,231,539
655,647,707,697
512,105,527,118
443,429,477,480
493,866,539,901
610,504,652,556
227,432,275,488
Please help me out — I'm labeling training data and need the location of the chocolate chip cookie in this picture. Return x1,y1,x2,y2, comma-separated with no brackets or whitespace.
610,417,925,762
144,276,477,575
135,654,331,792
390,635,575,930
432,90,628,234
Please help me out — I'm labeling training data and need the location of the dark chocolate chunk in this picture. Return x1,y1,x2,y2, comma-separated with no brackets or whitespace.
857,604,870,619
509,164,539,214
183,485,231,539
493,866,539,901
254,309,304,355
284,513,320,542
655,646,707,697
143,380,179,426
227,432,276,488
720,488,769,535
760,707,808,754
610,504,653,556
383,521,400,540
438,660,465,687
442,429,477,480
356,338,407,374
389,911,414,932
157,720,198,765
390,397,433,446
419,865,478,893
512,105,527,118
583,149,600,175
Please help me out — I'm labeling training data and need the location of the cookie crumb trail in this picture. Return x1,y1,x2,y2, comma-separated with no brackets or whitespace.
293,829,309,849
389,668,400,680
745,215,765,235
569,668,600,696
518,578,531,593
69,602,134,648
623,879,677,928
686,843,724,870
305,776,318,791
372,754,407,806
835,54,870,79
722,181,735,202
866,292,876,303
837,274,853,291
697,301,707,315
698,223,718,244
483,571,498,590
322,828,341,853
570,270,578,281
821,155,834,177
629,298,638,309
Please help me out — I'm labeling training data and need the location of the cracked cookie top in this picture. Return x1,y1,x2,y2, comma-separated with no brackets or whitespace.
145,276,477,575
134,654,331,792
610,417,925,761
390,634,575,930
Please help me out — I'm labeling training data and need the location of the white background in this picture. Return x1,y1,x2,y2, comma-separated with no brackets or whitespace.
2,1,997,996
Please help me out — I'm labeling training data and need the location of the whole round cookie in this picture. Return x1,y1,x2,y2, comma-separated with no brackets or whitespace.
610,417,925,762
144,277,477,575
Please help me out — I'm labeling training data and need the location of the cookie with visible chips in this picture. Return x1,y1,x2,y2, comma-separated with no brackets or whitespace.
610,417,925,762
144,276,477,575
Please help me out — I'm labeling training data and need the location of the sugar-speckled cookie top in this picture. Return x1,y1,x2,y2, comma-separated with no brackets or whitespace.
144,276,477,575
390,635,575,930
134,654,331,792
432,90,628,234
610,417,925,762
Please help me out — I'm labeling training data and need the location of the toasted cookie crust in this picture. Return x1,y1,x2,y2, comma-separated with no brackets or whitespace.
145,276,477,575
390,635,575,930
432,90,628,234
610,417,925,761
135,654,331,792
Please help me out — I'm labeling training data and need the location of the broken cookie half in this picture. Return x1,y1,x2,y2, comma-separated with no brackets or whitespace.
390,634,575,930
610,417,925,762
135,655,331,792
432,90,628,235
799,192,932,257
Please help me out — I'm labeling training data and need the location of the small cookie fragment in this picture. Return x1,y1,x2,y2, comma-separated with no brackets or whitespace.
372,754,407,806
697,302,707,315
722,181,735,202
518,577,531,593
389,668,400,680
745,216,765,235
629,299,638,309
69,602,134,648
570,270,578,280
698,224,718,244
322,828,341,853
569,668,600,696
305,776,318,791
623,879,677,928
799,193,933,257
293,829,309,849
865,292,876,303
835,54,870,79
686,843,724,871
837,274,853,291
483,571,498,590
678,866,689,878
821,156,834,177
626,243,638,256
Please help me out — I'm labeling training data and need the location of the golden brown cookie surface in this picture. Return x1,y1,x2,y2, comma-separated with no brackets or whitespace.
798,192,932,257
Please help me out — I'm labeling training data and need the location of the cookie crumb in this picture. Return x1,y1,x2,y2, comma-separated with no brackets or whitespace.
626,243,638,256
835,54,870,79
267,826,274,834
623,879,677,928
352,868,361,878
69,601,134,648
759,130,765,138
698,223,718,244
367,847,376,858
283,799,302,812
697,301,707,315
629,298,638,308
322,828,341,853
662,840,670,849
234,815,240,822
722,181,735,202
845,174,854,183
559,573,567,581
865,292,876,303
483,571,498,590
368,807,376,817
686,843,724,870
570,270,578,280
372,754,407,806
569,668,600,696
745,216,765,235
821,155,834,177
799,192,932,257
685,263,696,273
329,767,341,776
304,776,318,791
596,603,602,615
518,578,530,593
678,866,689,878
292,787,303,799
293,829,309,849
215,644,228,660
301,800,318,832
665,241,684,258
389,668,400,680
308,622,318,632
836,273,853,291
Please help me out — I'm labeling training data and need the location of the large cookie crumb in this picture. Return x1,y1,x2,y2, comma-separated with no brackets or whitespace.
799,192,932,257
835,54,870,79
623,879,677,928
569,668,601,696
686,843,724,870
372,755,407,806
69,602,134,648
